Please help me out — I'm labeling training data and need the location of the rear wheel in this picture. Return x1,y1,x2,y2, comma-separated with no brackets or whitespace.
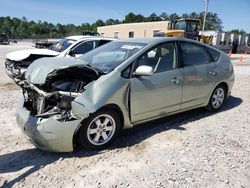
206,85,226,111
77,110,121,150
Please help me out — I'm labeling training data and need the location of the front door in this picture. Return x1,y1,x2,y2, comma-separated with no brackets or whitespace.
130,42,183,123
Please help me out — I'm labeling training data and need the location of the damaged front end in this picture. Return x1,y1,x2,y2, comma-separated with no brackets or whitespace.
5,58,28,81
5,54,57,82
17,65,100,152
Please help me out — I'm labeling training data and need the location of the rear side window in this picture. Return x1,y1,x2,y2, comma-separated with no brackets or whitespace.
208,48,220,61
180,42,210,67
72,41,94,54
97,40,112,47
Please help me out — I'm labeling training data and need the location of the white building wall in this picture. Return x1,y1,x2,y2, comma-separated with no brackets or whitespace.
98,21,170,39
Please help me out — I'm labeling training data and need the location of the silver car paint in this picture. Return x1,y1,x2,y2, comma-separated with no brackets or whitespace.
16,38,234,152
16,98,83,152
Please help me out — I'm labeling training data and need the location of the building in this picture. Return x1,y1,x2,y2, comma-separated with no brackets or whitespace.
97,21,170,39
98,21,250,53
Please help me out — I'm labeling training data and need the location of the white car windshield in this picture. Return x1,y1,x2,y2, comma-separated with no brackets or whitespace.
78,42,146,73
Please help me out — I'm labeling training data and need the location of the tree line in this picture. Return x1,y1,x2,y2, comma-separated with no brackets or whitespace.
0,12,248,39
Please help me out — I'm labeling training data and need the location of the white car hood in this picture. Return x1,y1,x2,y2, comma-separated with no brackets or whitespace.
6,49,60,61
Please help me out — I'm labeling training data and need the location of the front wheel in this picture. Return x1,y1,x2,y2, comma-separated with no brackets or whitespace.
77,110,121,150
206,85,226,111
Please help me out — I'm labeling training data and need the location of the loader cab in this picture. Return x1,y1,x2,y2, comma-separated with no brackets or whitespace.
154,18,201,40
171,18,200,32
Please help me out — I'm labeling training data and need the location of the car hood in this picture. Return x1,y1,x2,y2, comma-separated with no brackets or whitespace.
6,49,60,61
25,57,89,85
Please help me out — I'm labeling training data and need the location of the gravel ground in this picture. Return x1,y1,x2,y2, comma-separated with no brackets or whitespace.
0,44,250,188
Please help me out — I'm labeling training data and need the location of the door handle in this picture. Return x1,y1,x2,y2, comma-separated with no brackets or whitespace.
209,71,217,76
171,77,181,84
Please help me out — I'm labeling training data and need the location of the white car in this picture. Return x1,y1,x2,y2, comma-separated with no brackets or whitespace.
5,35,115,80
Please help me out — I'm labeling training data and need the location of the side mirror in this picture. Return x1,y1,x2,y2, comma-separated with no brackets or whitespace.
134,65,154,76
68,50,76,57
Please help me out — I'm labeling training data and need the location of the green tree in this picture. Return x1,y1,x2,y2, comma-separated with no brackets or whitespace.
0,12,226,39
124,12,146,23
189,12,199,18
92,19,105,31
147,13,162,22
199,12,223,30
81,23,92,31
159,12,169,20
178,12,223,31
231,29,247,35
1,17,12,36
169,13,179,20
105,19,116,25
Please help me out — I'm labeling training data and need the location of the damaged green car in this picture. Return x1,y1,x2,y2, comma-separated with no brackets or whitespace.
16,38,234,152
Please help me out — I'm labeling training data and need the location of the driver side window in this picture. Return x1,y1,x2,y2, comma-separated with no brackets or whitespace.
136,42,176,73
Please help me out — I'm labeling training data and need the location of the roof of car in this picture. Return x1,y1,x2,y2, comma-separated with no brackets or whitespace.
115,37,215,48
65,35,116,41
114,37,173,44
65,35,94,40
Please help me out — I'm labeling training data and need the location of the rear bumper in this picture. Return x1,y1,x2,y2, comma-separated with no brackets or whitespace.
16,98,82,152
227,72,235,98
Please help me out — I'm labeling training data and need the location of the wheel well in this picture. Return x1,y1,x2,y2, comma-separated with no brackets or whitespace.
100,104,124,129
73,104,124,149
216,82,228,95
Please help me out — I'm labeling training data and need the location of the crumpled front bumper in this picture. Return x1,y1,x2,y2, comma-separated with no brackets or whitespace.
5,59,15,79
16,98,83,152
5,59,26,80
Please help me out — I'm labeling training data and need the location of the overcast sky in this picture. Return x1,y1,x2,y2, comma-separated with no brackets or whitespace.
0,0,249,32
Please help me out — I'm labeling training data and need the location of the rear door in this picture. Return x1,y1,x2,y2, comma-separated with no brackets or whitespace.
178,41,216,109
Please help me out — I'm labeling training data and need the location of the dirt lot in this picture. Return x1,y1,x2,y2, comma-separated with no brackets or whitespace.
0,43,250,188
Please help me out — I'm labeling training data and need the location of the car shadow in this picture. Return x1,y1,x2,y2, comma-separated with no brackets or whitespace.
0,149,101,187
112,95,243,149
0,95,242,187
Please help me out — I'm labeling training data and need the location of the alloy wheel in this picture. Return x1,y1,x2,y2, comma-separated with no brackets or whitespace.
212,88,225,109
87,114,116,146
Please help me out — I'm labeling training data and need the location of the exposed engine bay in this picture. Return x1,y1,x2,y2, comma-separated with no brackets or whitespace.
20,66,100,120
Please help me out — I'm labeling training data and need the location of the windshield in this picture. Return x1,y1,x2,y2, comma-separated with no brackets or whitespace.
173,21,186,30
173,20,199,32
78,41,146,73
50,38,76,52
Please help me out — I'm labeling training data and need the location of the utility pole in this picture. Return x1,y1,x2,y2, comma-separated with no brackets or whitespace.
202,0,209,32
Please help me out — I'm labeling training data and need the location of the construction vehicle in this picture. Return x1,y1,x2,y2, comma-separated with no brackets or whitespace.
154,18,213,45
82,30,100,36
0,33,10,45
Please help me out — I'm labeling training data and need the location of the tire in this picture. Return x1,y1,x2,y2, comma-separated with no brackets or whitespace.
206,85,226,112
77,109,121,150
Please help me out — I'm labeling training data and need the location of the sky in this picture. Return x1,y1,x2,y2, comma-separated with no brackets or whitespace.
0,0,249,32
